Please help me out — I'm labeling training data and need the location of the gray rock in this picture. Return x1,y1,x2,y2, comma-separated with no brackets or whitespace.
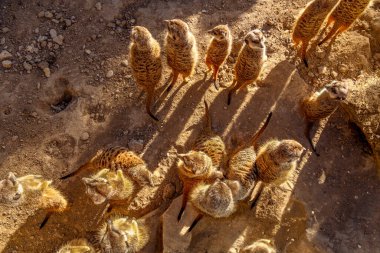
0,50,12,61
2,60,12,68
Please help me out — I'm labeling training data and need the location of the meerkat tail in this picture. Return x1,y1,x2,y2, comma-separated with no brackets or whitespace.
145,91,159,121
166,71,179,92
318,22,341,46
213,66,220,90
186,213,204,233
305,121,320,156
203,98,212,132
60,163,89,180
250,112,273,146
250,181,264,209
300,41,309,68
39,212,52,229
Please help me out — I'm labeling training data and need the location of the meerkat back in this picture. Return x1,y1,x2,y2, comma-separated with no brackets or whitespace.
292,0,338,66
205,24,232,89
129,26,162,121
164,19,198,92
318,0,372,45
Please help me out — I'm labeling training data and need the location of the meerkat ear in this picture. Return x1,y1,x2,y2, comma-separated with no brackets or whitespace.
207,29,214,35
7,172,17,183
164,20,170,26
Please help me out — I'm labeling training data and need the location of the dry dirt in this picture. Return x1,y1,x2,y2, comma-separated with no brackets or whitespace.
0,0,379,252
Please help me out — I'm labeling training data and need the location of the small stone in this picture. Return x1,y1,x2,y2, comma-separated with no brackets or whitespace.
308,71,314,77
11,136,18,141
331,71,338,78
121,60,128,67
85,49,92,55
23,62,33,71
0,50,12,61
0,37,5,45
31,112,38,118
80,132,90,141
128,139,144,152
338,64,348,73
2,27,10,33
34,28,39,34
43,67,51,77
44,11,53,19
95,2,102,11
49,29,58,38
53,35,64,45
38,11,45,18
25,55,33,61
2,60,12,69
130,19,136,24
318,170,326,184
106,70,114,78
318,66,327,75
201,9,207,13
64,19,72,27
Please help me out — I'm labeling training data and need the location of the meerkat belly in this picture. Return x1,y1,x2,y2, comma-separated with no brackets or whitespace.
167,43,194,74
235,51,262,82
207,41,229,66
228,147,256,183
132,58,161,87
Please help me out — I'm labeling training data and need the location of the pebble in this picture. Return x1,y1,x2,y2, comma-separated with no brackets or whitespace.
11,136,18,141
44,11,53,19
38,11,45,18
128,139,144,152
318,66,327,75
80,132,90,141
95,2,102,11
338,64,348,73
0,50,12,61
121,60,128,67
31,112,38,118
130,19,136,24
85,49,92,55
331,71,338,78
106,70,114,78
23,62,33,71
2,60,12,68
43,67,51,77
64,19,72,27
0,37,5,45
2,27,10,33
49,29,58,38
53,35,64,45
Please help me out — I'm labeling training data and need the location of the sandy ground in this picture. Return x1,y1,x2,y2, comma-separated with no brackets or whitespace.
0,0,379,252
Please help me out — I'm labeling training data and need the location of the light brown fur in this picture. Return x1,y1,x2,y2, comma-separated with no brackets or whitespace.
164,19,198,92
240,239,276,253
98,216,149,253
129,26,162,121
227,112,272,200
301,80,350,154
228,29,267,105
0,172,68,228
61,146,155,187
292,0,338,66
56,238,96,253
205,25,232,89
319,0,372,45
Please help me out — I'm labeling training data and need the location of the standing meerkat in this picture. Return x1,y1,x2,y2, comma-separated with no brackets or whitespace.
176,150,224,222
187,179,241,233
0,172,68,228
129,26,162,121
82,169,134,212
60,146,155,187
318,0,373,45
98,216,149,253
301,80,350,155
164,19,198,92
227,112,272,201
56,238,96,253
205,24,232,90
228,29,267,105
251,139,304,208
292,0,338,67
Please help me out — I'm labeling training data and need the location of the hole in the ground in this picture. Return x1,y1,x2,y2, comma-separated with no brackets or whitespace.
50,90,74,113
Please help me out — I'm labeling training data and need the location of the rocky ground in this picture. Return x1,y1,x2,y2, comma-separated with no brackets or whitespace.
0,0,379,252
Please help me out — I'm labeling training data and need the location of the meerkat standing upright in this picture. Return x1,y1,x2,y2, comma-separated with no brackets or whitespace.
164,19,198,92
318,0,372,45
129,26,162,121
60,146,155,187
301,80,350,155
292,0,338,67
205,24,232,90
228,29,267,105
227,112,272,201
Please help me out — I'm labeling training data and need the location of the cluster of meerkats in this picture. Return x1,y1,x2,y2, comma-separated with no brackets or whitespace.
0,0,371,252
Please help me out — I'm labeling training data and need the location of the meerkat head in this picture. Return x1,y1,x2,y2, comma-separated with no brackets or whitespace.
272,140,304,165
225,180,242,200
0,172,24,205
241,239,276,253
208,25,230,41
164,19,190,42
57,240,93,253
325,80,350,100
131,26,153,49
82,169,114,205
177,151,213,178
244,29,266,50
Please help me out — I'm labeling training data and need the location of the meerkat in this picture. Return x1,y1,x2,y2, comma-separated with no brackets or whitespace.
292,0,338,67
82,169,134,212
129,26,162,121
0,172,68,228
240,239,276,253
318,0,372,45
164,19,198,92
60,146,155,187
176,150,224,222
98,216,149,253
227,29,267,105
301,80,350,155
251,139,304,208
227,112,272,201
187,178,241,233
56,238,96,253
205,24,232,89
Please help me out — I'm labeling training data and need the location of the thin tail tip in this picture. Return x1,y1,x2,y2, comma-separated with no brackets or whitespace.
303,58,309,68
148,112,159,121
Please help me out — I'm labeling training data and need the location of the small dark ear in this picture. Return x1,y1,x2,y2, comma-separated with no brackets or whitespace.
207,29,214,35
